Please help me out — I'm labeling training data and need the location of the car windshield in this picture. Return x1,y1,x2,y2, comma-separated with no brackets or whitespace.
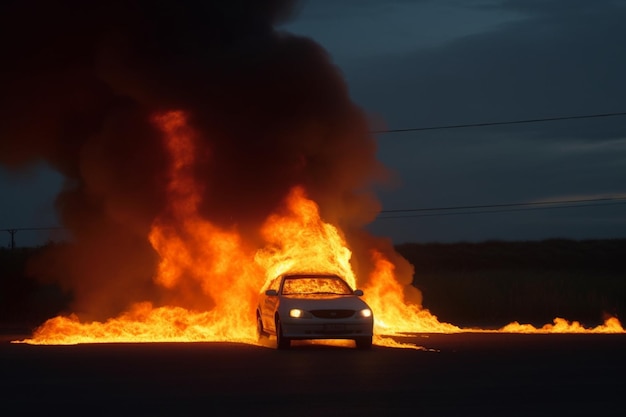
281,276,353,296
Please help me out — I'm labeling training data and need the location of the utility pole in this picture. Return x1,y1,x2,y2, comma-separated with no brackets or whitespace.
8,229,16,249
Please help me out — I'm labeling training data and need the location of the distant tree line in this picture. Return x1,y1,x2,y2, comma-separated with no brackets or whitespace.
0,246,71,332
397,239,626,328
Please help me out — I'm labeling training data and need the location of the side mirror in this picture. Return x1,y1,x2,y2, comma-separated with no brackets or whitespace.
265,289,278,296
353,289,364,296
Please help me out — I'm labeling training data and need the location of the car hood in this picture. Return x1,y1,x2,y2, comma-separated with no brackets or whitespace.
280,295,370,311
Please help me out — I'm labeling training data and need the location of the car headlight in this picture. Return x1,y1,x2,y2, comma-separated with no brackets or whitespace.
359,308,373,318
290,308,312,318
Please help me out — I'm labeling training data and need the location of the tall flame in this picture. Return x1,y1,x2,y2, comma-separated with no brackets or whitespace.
255,186,356,290
19,110,624,345
147,111,265,341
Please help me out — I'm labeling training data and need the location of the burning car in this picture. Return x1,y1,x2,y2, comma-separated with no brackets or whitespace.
256,273,374,349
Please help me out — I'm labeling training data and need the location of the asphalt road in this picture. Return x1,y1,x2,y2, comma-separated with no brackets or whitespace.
1,333,625,416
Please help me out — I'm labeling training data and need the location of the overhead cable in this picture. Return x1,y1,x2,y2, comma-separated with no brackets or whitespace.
372,111,626,134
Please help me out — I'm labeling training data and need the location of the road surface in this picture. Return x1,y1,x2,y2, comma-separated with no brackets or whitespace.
1,333,624,416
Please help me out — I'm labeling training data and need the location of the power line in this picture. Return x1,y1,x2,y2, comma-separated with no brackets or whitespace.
0,227,65,232
371,111,626,134
377,198,626,219
379,196,626,214
378,202,626,219
1,227,65,250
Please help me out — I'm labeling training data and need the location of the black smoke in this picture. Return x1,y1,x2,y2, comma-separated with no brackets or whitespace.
0,1,408,319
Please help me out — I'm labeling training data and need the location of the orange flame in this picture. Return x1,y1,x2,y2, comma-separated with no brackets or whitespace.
17,110,625,345
497,316,624,334
146,111,264,341
363,250,461,334
255,186,356,290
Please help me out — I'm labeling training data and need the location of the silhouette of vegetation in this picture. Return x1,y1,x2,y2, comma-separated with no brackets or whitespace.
0,246,72,333
397,239,626,328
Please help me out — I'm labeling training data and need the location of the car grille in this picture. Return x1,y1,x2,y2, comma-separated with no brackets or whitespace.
310,309,355,319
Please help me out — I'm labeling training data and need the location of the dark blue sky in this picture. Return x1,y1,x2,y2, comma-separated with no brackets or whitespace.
2,0,626,246
282,0,626,243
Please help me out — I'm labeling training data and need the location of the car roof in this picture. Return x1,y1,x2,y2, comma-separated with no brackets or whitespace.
282,273,343,280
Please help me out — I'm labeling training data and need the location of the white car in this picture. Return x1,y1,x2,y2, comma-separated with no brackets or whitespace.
256,273,374,349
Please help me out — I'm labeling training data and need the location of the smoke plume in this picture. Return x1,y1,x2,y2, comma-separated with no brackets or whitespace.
0,0,417,319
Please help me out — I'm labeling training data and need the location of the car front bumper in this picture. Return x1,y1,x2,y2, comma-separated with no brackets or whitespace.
281,320,373,340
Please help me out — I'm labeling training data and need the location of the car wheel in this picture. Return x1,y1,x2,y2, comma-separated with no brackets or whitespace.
275,317,291,350
256,313,267,340
355,336,373,350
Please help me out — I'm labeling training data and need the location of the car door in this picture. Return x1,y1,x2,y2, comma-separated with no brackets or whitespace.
261,277,281,333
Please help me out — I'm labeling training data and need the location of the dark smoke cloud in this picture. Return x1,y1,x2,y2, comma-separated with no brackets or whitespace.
0,0,395,318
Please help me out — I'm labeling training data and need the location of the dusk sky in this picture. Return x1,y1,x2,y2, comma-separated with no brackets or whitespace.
2,0,626,246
